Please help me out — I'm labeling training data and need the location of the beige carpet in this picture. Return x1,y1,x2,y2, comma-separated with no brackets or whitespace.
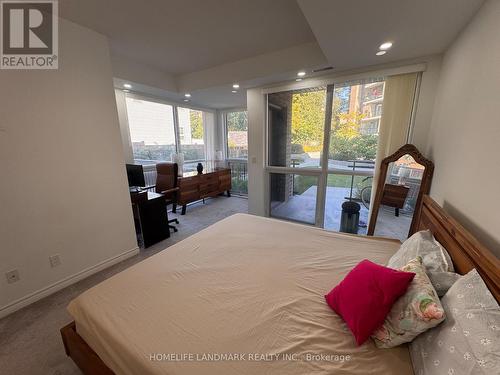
0,196,248,375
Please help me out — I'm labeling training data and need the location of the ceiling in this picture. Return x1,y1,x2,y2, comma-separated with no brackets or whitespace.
115,70,318,110
61,0,485,109
298,0,485,71
59,0,316,74
115,78,248,110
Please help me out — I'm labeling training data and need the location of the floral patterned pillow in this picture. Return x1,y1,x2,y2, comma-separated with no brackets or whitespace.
410,268,500,375
372,257,445,348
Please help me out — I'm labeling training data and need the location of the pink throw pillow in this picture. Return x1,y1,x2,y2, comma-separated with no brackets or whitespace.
325,259,415,345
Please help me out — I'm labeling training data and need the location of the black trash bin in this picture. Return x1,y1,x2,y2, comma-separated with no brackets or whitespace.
340,201,361,234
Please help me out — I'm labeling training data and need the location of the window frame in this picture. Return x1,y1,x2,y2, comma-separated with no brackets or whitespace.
124,92,214,165
264,81,386,228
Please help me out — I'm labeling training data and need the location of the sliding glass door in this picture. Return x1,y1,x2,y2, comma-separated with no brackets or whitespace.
266,79,386,232
267,86,327,225
323,81,384,233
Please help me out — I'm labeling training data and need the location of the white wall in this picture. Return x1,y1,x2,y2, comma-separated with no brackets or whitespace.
410,55,442,151
0,18,138,317
247,89,268,216
426,0,500,257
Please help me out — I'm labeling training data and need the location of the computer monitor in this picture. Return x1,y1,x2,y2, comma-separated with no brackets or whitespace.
126,164,146,187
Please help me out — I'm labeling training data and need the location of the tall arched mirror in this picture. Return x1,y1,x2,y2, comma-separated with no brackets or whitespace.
367,144,434,240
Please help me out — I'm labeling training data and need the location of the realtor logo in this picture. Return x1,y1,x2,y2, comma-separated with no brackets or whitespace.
1,0,58,69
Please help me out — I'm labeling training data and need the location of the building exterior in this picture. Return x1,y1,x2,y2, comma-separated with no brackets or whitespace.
344,81,385,136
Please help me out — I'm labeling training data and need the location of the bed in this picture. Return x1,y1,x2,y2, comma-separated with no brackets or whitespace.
61,195,500,375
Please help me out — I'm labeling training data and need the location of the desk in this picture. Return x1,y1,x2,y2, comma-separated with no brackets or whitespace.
130,191,170,247
177,165,231,215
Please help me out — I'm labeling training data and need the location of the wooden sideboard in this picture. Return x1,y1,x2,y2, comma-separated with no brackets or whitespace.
177,168,231,214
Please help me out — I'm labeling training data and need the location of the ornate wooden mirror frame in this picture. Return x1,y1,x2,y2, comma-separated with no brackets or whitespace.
367,144,434,238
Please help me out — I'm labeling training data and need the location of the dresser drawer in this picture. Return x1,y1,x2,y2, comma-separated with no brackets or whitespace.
219,176,231,190
178,176,199,203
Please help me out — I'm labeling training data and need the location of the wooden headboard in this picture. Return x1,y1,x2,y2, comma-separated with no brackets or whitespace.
417,195,500,302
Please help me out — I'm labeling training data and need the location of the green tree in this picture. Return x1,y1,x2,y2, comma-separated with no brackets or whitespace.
287,88,377,161
227,111,247,131
329,134,378,161
190,111,203,139
331,93,366,138
291,91,325,149
328,93,375,161
333,111,365,138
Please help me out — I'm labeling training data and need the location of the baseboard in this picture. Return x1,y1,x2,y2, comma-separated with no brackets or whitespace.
0,246,140,319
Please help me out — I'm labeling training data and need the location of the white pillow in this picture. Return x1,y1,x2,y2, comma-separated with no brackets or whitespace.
388,230,454,273
410,269,500,374
428,271,461,297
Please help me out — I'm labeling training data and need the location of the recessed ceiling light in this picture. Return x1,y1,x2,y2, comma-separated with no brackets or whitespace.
232,84,240,89
379,42,393,50
183,99,190,102
296,78,303,82
123,83,132,89
231,90,237,93
297,71,306,77
376,50,387,56
123,89,130,93
184,93,191,98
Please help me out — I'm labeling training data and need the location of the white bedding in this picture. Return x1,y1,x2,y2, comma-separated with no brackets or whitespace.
68,213,413,375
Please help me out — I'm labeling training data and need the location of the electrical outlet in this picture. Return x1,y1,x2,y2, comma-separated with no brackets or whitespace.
5,269,20,284
49,254,61,268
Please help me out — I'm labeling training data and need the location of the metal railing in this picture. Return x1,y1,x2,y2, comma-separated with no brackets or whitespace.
227,159,248,195
140,164,157,191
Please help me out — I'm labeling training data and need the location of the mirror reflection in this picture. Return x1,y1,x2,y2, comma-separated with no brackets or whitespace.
373,154,424,241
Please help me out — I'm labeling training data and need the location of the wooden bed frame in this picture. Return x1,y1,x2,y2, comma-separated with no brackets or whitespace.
60,195,500,374
416,195,500,301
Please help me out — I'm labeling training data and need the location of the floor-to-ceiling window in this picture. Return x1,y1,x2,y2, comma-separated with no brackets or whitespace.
177,107,205,171
225,110,248,159
125,95,212,170
266,79,387,231
224,110,248,195
126,97,176,164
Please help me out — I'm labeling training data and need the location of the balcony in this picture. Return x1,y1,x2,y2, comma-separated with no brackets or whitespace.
269,161,417,240
270,169,374,234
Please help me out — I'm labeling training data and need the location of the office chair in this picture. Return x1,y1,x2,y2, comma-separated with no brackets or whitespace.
155,162,180,232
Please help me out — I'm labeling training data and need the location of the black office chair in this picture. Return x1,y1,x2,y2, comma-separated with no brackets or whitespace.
155,163,180,232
